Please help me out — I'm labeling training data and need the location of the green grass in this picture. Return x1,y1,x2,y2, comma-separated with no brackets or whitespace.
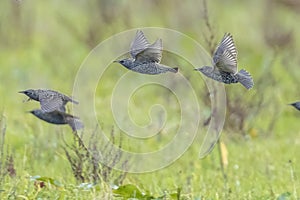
0,0,299,199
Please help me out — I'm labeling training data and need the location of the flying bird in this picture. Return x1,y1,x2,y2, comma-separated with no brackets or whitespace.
19,89,78,112
20,89,83,131
195,33,254,89
114,30,178,75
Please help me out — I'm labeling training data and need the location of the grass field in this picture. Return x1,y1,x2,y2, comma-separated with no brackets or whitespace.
0,0,299,199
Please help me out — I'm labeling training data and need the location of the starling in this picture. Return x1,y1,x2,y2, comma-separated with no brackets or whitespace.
114,30,178,75
195,33,254,89
19,89,78,112
290,102,300,111
29,109,84,131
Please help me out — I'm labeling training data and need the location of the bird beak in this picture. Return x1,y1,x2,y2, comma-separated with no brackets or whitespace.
113,60,119,63
194,68,199,71
18,91,25,94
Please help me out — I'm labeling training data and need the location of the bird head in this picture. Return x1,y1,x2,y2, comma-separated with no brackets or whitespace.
19,89,39,101
290,102,300,111
113,58,134,69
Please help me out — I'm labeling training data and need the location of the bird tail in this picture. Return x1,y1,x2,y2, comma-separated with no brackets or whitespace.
67,117,84,132
236,69,254,89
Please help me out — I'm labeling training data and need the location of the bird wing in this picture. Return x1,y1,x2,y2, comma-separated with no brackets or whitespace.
135,38,163,63
130,30,150,59
213,33,238,73
39,94,65,112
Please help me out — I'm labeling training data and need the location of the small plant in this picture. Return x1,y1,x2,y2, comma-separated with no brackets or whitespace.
0,115,16,185
62,125,128,185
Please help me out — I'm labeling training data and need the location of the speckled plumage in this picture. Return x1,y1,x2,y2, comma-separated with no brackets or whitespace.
195,33,254,90
115,30,178,75
198,66,238,84
19,89,78,112
117,58,178,75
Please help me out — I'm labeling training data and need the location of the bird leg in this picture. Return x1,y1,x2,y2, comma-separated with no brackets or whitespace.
23,98,32,103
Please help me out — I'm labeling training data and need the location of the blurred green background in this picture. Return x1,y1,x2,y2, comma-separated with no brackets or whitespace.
0,0,299,199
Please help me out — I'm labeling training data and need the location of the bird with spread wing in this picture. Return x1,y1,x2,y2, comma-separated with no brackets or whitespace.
115,30,178,75
195,33,254,90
